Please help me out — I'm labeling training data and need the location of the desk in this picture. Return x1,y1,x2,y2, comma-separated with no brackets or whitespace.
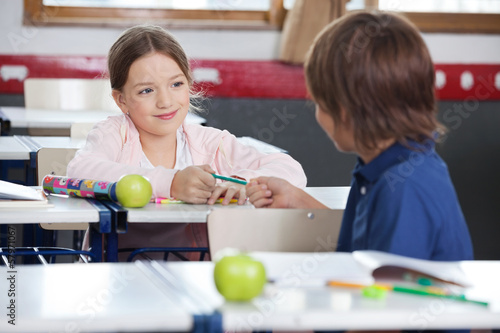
126,187,348,224
164,260,500,331
102,187,349,262
0,261,204,332
20,135,86,149
0,106,207,135
0,195,104,225
0,136,86,185
305,186,350,209
237,136,287,154
1,259,498,332
0,136,31,160
0,135,288,186
0,195,111,262
0,186,349,262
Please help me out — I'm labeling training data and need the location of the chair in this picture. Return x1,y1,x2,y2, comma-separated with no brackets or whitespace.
23,78,119,136
70,122,96,139
36,147,88,231
6,148,95,264
24,78,118,111
33,147,93,263
206,208,343,258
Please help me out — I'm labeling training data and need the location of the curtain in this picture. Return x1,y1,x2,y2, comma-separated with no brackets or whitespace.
279,0,348,64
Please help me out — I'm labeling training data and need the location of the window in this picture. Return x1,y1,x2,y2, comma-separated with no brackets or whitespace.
24,0,287,29
377,0,500,33
24,0,500,32
378,0,500,14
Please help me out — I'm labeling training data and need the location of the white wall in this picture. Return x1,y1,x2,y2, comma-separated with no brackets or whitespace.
1,0,499,63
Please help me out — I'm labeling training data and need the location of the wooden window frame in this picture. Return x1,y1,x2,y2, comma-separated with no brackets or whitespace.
23,0,287,30
404,12,500,34
24,0,500,33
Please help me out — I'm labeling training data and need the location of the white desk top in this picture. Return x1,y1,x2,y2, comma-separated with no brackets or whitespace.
0,136,31,160
163,260,500,331
26,135,86,149
0,195,100,224
0,135,283,162
0,106,206,129
126,186,349,223
0,136,85,161
0,187,348,224
126,201,254,223
0,257,498,332
0,262,194,333
305,186,350,209
237,136,287,154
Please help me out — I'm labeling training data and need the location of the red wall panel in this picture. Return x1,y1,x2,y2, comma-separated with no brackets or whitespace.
0,55,499,100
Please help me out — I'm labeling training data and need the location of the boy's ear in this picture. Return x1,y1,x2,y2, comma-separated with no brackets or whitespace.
112,89,129,115
339,108,351,128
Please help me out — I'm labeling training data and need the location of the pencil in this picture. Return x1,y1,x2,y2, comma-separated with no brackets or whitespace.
328,280,390,290
327,280,488,307
154,197,237,204
212,174,248,185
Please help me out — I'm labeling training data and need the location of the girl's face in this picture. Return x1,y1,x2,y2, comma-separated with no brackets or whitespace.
315,104,356,153
113,52,190,140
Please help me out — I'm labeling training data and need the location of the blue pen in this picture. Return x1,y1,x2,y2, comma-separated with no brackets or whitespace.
212,174,248,185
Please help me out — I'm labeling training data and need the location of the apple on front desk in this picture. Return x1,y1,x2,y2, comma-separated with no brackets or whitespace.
213,252,267,302
115,174,153,208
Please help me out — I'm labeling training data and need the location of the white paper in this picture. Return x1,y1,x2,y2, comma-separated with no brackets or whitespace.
249,250,471,287
249,251,374,286
353,250,471,286
0,180,45,201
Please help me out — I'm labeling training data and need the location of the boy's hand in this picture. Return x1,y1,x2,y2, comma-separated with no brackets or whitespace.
171,165,216,204
247,176,328,209
207,181,247,205
246,176,295,208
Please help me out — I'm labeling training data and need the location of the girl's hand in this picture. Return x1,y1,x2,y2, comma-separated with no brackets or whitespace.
171,165,216,204
207,181,247,205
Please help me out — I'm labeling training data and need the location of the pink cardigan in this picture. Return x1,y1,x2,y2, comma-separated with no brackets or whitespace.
67,114,307,260
68,114,306,195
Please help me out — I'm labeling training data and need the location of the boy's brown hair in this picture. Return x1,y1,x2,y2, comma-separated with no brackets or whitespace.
304,11,444,151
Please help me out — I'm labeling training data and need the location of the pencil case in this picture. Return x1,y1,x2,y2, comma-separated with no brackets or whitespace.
42,175,118,201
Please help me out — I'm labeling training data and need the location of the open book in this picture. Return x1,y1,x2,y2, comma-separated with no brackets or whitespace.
0,180,53,208
250,250,471,287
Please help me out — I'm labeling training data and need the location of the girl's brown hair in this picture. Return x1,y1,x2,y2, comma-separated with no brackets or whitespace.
108,25,203,112
305,11,444,151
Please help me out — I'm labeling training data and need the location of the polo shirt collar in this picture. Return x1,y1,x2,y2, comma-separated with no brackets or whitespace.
353,139,435,183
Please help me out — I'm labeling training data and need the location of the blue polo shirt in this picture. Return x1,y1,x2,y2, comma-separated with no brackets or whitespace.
337,139,473,261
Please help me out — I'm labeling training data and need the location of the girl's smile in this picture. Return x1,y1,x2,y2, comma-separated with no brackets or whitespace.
154,110,178,120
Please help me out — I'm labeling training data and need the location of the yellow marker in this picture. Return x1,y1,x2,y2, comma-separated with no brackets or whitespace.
154,197,238,204
215,198,238,204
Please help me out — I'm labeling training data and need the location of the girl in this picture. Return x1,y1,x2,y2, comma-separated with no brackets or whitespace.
67,25,306,260
246,11,473,263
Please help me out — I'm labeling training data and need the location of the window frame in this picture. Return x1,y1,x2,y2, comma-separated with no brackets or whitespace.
24,0,500,33
23,0,287,30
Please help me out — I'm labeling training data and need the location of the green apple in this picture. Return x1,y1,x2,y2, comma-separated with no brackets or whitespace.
115,174,152,208
213,253,266,302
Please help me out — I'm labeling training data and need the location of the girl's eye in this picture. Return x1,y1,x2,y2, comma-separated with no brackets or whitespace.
172,81,184,88
139,88,153,94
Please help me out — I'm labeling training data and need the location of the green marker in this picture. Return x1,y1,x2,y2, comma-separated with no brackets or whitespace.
392,285,489,307
212,174,248,185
